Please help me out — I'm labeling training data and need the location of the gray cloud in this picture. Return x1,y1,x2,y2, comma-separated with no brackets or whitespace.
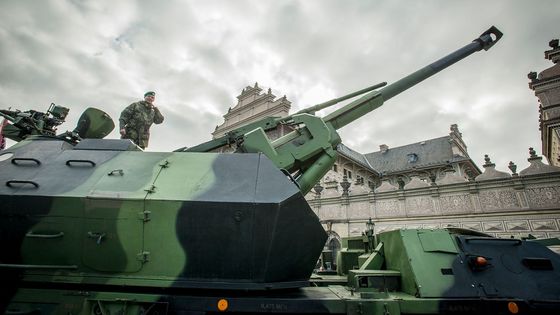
1,0,558,172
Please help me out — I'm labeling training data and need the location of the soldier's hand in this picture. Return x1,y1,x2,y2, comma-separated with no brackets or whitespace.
120,128,126,136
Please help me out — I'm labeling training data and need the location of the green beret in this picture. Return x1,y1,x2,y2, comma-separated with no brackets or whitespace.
144,91,155,97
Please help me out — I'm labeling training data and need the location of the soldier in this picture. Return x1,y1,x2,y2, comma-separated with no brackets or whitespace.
119,91,164,149
0,119,7,150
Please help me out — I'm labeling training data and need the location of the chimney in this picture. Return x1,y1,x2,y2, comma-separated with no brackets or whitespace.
380,144,389,153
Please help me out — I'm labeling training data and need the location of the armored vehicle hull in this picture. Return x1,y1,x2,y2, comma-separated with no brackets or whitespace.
0,137,327,294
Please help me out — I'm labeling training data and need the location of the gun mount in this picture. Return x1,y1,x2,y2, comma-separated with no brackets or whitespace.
0,104,115,143
0,103,70,141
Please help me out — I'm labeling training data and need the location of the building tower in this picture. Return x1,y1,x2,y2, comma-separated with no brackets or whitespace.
212,83,291,142
529,39,560,167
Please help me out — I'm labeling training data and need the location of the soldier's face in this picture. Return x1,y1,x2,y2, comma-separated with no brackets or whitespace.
145,95,155,104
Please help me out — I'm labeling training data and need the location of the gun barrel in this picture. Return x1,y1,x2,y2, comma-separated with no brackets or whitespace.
294,82,387,115
380,26,503,101
325,26,503,130
0,110,16,122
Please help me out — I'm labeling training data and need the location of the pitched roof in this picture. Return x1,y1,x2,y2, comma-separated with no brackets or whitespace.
336,143,375,172
364,136,470,174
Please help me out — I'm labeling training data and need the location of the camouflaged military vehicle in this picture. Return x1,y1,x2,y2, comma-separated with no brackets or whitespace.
2,26,559,314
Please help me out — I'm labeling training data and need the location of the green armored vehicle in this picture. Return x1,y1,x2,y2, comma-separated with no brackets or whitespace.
1,26,559,314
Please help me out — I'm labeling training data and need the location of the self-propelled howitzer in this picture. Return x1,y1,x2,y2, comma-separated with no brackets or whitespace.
0,27,504,314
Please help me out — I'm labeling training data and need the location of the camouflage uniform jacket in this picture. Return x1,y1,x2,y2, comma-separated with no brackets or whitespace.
119,101,164,149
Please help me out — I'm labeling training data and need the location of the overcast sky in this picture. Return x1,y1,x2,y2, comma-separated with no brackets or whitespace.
1,0,558,172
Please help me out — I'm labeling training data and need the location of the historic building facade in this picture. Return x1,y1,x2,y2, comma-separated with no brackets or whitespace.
309,149,560,244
